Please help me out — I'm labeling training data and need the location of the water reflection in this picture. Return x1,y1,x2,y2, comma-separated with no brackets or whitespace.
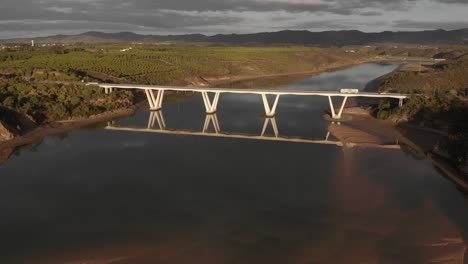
108,110,401,149
0,62,467,263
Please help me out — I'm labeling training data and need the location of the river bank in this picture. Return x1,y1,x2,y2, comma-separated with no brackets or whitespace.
0,101,145,163
0,57,439,165
209,56,434,87
327,107,468,192
0,58,385,151
354,59,468,191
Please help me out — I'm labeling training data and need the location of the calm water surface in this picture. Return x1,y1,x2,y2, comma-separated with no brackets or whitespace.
1,63,467,263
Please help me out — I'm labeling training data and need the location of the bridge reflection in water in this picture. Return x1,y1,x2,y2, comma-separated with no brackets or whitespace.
106,110,401,150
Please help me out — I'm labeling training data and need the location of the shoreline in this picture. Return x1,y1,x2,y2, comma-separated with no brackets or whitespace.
0,102,144,152
0,56,438,162
0,58,378,151
360,62,468,192
208,56,433,87
208,60,368,87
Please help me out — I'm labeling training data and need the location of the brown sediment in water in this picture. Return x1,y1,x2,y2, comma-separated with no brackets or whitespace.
326,121,467,263
0,147,14,164
330,109,468,192
328,122,384,145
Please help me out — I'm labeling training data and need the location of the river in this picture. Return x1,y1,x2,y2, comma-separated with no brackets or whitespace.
0,62,467,263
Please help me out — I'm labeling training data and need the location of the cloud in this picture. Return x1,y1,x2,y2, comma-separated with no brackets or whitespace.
0,0,467,38
359,11,383,16
393,20,468,30
46,7,75,14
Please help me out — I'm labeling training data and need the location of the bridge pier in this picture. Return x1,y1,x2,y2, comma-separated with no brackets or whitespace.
261,117,279,137
203,114,221,133
104,87,114,94
262,94,281,117
93,83,409,122
146,89,165,111
328,96,348,119
148,110,166,130
399,98,404,108
201,92,220,114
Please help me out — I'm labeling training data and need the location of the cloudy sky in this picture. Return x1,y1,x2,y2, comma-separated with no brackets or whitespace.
1,0,467,38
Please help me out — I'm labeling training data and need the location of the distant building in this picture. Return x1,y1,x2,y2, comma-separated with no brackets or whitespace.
31,40,35,47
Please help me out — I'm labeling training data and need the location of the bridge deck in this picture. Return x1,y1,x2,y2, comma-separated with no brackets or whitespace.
92,83,409,99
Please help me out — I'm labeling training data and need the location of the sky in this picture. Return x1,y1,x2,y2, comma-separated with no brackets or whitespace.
0,0,467,39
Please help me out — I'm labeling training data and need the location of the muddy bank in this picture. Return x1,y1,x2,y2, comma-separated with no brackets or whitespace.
0,102,144,152
0,147,14,164
361,59,468,191
327,110,468,192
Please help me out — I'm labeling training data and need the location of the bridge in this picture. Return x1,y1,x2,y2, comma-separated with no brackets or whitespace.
105,110,401,150
89,83,410,120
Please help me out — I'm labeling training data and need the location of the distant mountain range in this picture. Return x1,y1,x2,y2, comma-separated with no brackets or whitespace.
2,29,468,46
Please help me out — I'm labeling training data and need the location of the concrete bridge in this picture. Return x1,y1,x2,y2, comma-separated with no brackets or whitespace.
105,110,401,150
89,83,410,120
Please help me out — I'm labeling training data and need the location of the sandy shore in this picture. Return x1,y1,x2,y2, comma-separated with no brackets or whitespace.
342,60,468,191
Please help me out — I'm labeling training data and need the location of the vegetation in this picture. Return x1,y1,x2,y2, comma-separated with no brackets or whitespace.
0,43,448,133
0,82,134,124
0,44,369,85
0,43,372,129
374,51,468,172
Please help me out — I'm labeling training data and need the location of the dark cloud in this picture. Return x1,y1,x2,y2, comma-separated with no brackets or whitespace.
436,0,468,4
360,11,384,16
0,0,467,38
393,20,468,30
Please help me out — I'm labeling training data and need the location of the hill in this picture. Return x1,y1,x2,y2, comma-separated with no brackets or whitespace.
2,29,467,46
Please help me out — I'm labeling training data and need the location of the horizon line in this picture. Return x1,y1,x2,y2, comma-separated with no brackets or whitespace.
1,28,467,41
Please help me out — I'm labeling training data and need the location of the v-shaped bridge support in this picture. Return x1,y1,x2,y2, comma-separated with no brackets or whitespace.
261,117,279,137
146,89,165,111
203,114,221,133
261,94,281,117
328,96,348,119
201,92,220,114
148,110,166,130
